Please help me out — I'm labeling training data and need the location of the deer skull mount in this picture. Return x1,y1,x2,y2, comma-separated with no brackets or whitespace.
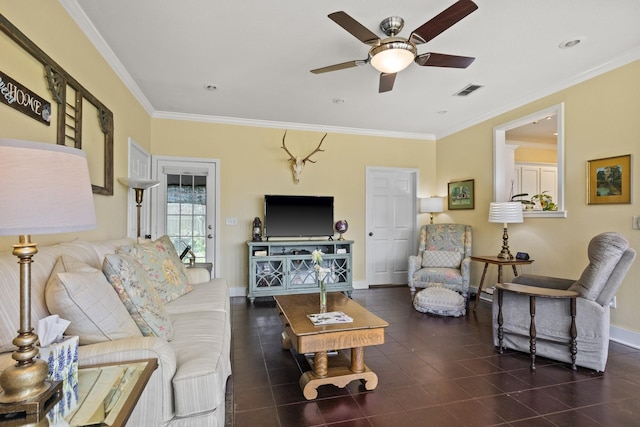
281,130,327,184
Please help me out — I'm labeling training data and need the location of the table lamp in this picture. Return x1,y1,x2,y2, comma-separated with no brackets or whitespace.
420,197,444,224
118,177,160,238
0,140,96,412
488,202,523,259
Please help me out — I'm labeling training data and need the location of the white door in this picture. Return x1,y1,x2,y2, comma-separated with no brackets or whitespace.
366,167,417,286
124,138,153,239
152,156,219,276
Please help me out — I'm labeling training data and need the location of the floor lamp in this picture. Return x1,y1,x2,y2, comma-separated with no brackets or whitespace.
488,202,523,259
420,197,444,224
118,178,160,238
0,140,96,416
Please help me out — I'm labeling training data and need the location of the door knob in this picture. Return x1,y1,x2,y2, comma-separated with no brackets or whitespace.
368,232,373,236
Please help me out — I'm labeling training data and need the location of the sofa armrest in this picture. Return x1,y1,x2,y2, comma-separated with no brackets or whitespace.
408,255,422,288
78,337,177,425
185,267,211,284
512,273,575,290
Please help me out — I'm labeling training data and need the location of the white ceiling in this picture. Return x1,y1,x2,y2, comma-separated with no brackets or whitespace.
61,0,640,140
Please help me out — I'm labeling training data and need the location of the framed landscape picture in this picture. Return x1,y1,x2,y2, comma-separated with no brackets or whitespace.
587,154,631,205
448,179,475,210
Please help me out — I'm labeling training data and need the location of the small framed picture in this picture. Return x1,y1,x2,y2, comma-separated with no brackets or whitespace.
587,154,631,205
448,179,475,210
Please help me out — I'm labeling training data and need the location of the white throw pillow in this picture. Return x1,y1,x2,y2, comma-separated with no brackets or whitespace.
45,256,142,345
422,251,463,269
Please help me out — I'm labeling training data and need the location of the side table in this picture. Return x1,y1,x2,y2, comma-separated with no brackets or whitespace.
186,262,213,275
495,282,578,370
470,255,534,311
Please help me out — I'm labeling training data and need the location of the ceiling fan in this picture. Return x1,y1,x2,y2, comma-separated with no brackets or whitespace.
311,0,478,93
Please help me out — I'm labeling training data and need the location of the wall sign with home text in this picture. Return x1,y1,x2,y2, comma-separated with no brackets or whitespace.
0,70,51,125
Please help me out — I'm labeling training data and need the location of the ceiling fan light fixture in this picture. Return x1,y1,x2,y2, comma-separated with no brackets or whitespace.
370,39,417,74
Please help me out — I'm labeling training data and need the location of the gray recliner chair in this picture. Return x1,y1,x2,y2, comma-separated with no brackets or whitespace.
492,232,636,371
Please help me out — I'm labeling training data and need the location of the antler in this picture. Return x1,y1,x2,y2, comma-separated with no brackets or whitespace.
281,130,296,160
301,133,327,164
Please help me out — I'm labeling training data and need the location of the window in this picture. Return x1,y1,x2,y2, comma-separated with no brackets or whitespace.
166,174,207,262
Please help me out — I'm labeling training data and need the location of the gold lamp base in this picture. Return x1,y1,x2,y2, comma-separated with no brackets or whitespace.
496,226,514,259
0,379,62,420
0,359,49,404
0,236,62,419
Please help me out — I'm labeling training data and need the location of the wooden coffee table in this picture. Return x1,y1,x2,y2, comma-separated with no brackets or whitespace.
275,293,388,400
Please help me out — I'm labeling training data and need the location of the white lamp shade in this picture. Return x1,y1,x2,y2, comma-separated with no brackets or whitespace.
488,202,524,224
420,197,444,213
118,177,160,190
0,139,97,236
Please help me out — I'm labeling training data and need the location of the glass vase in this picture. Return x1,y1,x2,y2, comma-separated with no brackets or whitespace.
319,279,327,313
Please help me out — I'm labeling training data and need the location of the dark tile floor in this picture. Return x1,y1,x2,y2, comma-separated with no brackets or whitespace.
225,287,640,426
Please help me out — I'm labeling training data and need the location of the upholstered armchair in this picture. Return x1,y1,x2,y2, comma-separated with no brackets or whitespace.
408,224,472,302
492,232,636,371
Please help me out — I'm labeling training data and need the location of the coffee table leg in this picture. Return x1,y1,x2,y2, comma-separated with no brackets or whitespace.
281,331,291,350
497,288,504,354
529,296,537,370
351,347,364,373
569,297,577,370
314,351,328,378
474,263,489,311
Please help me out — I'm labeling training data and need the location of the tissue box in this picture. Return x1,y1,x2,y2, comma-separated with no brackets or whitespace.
46,371,79,426
38,335,79,381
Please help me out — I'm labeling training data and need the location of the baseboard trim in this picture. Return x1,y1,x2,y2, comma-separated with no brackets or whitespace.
229,286,247,297
610,325,640,350
353,280,369,290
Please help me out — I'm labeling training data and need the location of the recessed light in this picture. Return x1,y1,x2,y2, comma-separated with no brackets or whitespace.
204,84,218,91
559,37,584,49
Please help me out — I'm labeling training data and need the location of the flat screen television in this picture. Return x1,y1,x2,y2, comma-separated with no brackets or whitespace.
264,195,334,239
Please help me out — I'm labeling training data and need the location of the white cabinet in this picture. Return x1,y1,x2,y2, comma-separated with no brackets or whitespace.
247,240,353,302
513,163,557,201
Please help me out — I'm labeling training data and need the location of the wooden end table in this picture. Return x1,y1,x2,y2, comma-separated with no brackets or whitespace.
470,255,534,311
275,293,388,400
495,282,578,370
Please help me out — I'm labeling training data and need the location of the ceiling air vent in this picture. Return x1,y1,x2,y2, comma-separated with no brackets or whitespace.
454,84,483,97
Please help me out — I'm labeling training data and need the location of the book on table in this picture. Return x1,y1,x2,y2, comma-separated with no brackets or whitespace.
307,311,353,326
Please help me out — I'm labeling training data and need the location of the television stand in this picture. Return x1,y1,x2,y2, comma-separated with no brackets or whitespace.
247,240,353,303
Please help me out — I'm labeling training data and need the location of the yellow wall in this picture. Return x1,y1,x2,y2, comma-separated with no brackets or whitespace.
514,146,557,163
150,120,436,287
438,60,640,332
0,1,152,248
1,1,638,334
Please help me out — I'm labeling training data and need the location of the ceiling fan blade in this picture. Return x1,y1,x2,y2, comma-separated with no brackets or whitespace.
409,0,478,45
328,11,380,46
310,59,367,74
379,73,396,93
415,52,475,68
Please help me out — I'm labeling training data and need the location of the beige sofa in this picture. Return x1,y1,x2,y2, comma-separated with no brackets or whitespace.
0,238,231,426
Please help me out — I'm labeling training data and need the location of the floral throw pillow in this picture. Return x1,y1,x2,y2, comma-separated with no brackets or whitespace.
103,254,173,340
117,235,193,303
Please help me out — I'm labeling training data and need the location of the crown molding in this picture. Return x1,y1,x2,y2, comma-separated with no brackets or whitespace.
151,111,435,141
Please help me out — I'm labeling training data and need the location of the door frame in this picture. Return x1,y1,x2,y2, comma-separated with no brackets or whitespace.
365,166,419,288
151,155,221,278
